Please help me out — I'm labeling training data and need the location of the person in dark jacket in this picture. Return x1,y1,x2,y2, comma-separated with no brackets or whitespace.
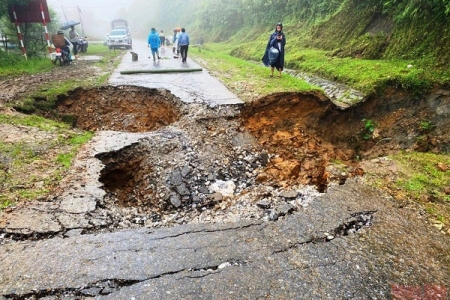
262,22,286,78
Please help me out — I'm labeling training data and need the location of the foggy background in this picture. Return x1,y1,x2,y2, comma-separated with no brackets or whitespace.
47,0,136,39
45,0,200,42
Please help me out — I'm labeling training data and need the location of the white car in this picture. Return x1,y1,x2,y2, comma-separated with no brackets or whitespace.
106,29,132,49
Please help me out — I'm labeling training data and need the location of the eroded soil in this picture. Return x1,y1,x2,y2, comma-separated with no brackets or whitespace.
1,59,450,299
0,56,449,238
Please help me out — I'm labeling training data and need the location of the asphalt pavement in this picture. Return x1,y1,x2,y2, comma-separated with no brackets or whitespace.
0,40,449,300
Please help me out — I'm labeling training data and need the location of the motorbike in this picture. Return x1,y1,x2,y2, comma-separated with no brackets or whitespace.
53,46,71,66
77,37,88,53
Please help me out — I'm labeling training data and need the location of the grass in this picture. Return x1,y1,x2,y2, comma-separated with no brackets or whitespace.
0,54,53,77
0,45,116,209
392,152,450,203
201,39,449,97
286,50,434,95
0,114,95,208
190,44,320,102
388,152,450,230
0,114,71,130
4,44,124,114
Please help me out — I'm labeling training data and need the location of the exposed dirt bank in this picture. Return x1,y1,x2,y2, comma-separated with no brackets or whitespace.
0,53,449,239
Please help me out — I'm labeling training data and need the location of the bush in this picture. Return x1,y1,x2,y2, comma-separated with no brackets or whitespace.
0,50,23,67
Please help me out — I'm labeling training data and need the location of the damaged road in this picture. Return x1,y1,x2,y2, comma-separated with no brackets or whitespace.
1,181,449,299
0,40,449,299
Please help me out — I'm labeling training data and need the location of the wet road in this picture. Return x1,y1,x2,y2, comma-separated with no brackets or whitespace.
0,41,449,299
109,39,243,107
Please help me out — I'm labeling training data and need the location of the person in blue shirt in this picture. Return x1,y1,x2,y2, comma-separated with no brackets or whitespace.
147,28,161,61
262,22,286,78
178,28,190,63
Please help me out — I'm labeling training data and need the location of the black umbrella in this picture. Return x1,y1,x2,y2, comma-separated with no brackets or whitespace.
60,20,80,30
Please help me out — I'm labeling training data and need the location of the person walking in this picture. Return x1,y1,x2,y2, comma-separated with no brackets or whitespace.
172,28,181,57
159,30,166,46
262,22,286,78
178,28,190,63
148,27,161,61
69,26,79,59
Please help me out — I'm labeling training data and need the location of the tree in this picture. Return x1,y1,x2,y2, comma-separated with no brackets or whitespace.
0,0,32,20
1,2,60,57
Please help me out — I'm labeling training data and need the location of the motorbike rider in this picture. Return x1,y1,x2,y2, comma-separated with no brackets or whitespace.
53,31,73,63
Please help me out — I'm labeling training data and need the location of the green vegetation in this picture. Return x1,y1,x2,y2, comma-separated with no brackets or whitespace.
0,114,94,208
0,52,54,77
361,119,376,140
0,42,118,209
393,152,450,203
5,43,122,114
192,44,318,101
390,152,450,228
125,0,449,96
0,114,70,130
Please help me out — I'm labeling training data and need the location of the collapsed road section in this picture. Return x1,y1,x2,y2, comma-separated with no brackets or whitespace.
1,84,449,240
0,83,449,299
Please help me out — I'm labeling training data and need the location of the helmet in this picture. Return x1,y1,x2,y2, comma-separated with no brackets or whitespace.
276,22,283,27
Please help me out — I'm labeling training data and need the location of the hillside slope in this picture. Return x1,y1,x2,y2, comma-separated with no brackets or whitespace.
126,0,449,75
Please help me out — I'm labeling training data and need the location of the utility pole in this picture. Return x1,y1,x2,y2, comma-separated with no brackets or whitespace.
77,5,85,37
61,5,68,22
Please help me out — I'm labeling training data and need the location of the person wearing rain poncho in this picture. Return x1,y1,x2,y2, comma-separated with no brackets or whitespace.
262,22,286,78
148,27,161,61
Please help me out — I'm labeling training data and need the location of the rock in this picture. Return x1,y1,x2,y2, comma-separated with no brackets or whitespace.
209,180,235,197
170,195,182,208
279,190,298,199
218,262,231,269
208,192,223,202
256,199,271,209
175,183,190,196
168,169,183,186
259,153,269,166
275,203,295,216
59,195,97,214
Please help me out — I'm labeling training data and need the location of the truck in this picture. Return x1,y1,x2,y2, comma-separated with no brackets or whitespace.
106,19,132,49
111,19,129,32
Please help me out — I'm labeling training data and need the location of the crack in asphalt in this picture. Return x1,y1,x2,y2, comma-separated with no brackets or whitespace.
271,211,376,254
147,221,266,241
2,261,250,299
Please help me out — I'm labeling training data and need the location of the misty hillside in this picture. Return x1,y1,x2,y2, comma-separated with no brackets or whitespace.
128,0,449,70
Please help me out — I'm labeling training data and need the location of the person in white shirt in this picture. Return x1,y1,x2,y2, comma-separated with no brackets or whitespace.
69,26,79,58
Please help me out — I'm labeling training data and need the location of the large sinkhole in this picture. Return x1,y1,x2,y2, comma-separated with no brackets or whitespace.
53,85,182,132
93,88,448,223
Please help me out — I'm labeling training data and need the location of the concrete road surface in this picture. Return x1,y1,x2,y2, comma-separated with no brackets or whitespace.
109,39,243,107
